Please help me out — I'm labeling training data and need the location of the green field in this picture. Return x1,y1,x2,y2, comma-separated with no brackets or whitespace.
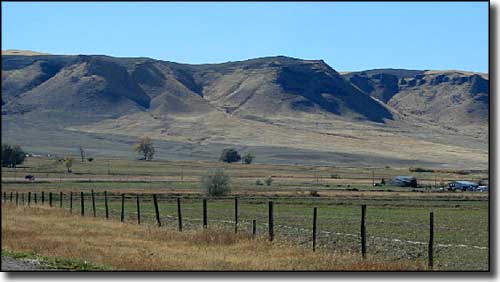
1,157,489,271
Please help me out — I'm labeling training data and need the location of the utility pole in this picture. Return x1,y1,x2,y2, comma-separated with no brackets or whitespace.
372,169,375,187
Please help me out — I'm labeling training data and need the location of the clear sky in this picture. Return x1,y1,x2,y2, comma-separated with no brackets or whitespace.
2,2,489,72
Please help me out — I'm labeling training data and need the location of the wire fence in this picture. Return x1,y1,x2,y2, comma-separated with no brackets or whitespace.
1,190,489,271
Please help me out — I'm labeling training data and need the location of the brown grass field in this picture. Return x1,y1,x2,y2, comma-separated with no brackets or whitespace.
1,203,427,271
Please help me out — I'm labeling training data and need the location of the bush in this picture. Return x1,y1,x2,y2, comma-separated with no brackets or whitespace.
265,176,273,186
87,157,94,162
255,179,264,186
309,190,320,197
242,153,255,164
219,148,241,163
201,168,231,196
1,143,26,167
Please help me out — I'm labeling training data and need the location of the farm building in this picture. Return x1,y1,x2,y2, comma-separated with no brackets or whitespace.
448,181,479,191
390,176,417,188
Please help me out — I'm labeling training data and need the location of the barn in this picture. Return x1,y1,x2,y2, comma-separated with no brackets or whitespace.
390,176,417,188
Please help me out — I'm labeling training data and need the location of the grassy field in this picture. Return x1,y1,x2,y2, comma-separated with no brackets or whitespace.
1,157,489,271
1,204,427,271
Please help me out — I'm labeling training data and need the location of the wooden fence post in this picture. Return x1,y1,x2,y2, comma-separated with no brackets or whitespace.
34,193,37,204
268,201,274,241
153,194,161,227
428,212,434,269
69,192,73,213
136,194,141,225
10,192,13,203
80,192,85,216
59,192,63,208
21,193,25,205
41,191,44,205
203,198,208,228
15,192,19,206
361,204,367,258
91,190,96,217
104,191,109,219
49,192,53,207
313,207,318,252
120,194,125,222
252,219,257,238
234,197,239,234
177,197,183,231
2,192,5,203
28,192,31,206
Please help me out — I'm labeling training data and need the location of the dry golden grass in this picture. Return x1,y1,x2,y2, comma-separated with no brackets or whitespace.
1,203,427,271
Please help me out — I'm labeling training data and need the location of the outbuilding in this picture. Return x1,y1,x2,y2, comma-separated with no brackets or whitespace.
390,176,417,188
448,181,478,191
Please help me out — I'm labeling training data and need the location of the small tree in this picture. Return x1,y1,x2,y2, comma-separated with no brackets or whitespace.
219,148,241,163
1,143,26,168
79,146,85,162
265,176,273,186
242,153,255,164
133,136,155,160
202,168,231,196
63,156,73,173
87,157,94,162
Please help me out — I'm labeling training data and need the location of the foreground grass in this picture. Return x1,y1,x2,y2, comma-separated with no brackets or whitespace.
2,203,426,271
2,249,109,271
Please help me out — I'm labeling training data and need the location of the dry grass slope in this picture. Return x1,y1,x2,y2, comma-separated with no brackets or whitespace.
2,204,427,271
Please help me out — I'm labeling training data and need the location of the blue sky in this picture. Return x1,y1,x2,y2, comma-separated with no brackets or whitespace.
2,2,489,72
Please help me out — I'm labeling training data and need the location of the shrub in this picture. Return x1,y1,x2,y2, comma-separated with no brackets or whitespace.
255,179,264,186
309,190,320,197
219,148,241,163
1,143,26,167
265,176,273,186
87,157,94,162
242,153,255,164
202,168,231,196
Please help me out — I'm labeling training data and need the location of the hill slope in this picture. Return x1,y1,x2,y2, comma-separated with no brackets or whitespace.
1,53,489,168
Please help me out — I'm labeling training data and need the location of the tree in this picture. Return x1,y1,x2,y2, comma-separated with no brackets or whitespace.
1,143,25,168
79,146,85,162
201,168,231,196
63,156,73,173
242,153,255,164
265,176,273,186
219,148,241,163
133,136,155,160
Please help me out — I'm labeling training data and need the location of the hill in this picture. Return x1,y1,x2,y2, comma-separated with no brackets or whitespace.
1,53,489,168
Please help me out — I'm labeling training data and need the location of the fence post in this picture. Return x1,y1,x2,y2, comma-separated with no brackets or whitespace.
49,192,53,207
21,193,25,205
153,194,161,227
34,193,37,204
28,192,31,206
268,201,274,242
361,204,367,258
252,219,257,238
136,194,141,225
91,190,96,217
104,191,109,219
41,191,45,205
177,197,183,232
2,192,5,203
121,194,125,222
234,197,239,233
80,192,85,216
15,192,19,206
313,207,318,252
69,192,73,213
59,192,63,208
10,192,13,203
428,212,434,269
203,198,207,228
